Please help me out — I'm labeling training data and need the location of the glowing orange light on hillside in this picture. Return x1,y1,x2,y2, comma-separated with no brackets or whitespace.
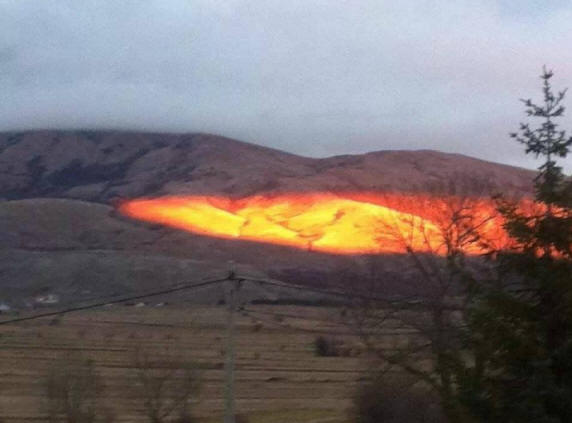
119,193,506,255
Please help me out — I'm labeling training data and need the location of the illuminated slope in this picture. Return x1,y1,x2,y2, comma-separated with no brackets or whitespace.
119,194,447,254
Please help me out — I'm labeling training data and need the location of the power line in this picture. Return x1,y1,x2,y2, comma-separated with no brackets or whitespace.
241,274,397,302
1,269,452,423
1,271,462,326
242,307,344,326
56,269,232,308
241,307,463,337
241,308,363,336
0,274,231,326
241,274,458,309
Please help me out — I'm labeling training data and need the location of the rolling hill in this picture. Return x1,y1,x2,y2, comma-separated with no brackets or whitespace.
0,130,535,307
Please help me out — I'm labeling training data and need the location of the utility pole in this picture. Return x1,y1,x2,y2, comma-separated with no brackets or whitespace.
223,268,240,423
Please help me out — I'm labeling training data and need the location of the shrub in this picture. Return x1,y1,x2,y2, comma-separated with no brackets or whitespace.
234,414,250,423
45,353,103,423
314,336,341,357
174,413,199,423
133,348,201,423
353,375,444,423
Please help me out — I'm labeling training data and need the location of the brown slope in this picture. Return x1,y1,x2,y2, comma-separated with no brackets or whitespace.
0,198,368,306
0,130,534,202
0,130,536,305
0,131,315,201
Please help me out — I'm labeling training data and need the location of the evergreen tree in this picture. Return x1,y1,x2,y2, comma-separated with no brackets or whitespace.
458,68,572,422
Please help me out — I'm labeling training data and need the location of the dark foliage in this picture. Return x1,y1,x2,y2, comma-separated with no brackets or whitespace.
313,336,342,357
45,353,103,423
458,68,572,422
353,376,444,423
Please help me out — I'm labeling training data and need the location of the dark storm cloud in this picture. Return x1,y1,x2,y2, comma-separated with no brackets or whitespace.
0,0,571,171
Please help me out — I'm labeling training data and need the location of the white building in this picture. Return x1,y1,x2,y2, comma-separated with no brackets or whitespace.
35,294,60,305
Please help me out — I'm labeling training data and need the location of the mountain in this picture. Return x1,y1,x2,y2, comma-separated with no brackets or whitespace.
0,130,536,307
0,130,533,202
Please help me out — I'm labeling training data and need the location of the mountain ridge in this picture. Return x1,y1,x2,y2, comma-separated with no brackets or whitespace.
0,130,534,203
0,128,535,167
0,130,536,306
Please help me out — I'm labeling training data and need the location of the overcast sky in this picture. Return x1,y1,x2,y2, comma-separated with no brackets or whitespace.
1,0,572,171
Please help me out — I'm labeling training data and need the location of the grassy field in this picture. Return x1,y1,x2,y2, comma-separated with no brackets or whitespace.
0,304,391,423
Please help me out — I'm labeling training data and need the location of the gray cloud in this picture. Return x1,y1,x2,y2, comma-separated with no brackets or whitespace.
0,0,571,171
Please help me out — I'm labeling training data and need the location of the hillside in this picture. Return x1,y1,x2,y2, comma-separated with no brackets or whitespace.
0,130,533,202
0,130,536,307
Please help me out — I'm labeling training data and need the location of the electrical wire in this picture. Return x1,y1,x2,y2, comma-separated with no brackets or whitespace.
241,274,430,305
241,307,457,337
241,275,461,310
1,272,462,327
0,274,231,326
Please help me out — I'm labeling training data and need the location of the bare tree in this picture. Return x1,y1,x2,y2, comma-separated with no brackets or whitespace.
353,373,445,423
45,352,103,423
347,177,500,423
133,348,200,423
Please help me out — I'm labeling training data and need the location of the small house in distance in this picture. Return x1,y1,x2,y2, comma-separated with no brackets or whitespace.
34,294,60,306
